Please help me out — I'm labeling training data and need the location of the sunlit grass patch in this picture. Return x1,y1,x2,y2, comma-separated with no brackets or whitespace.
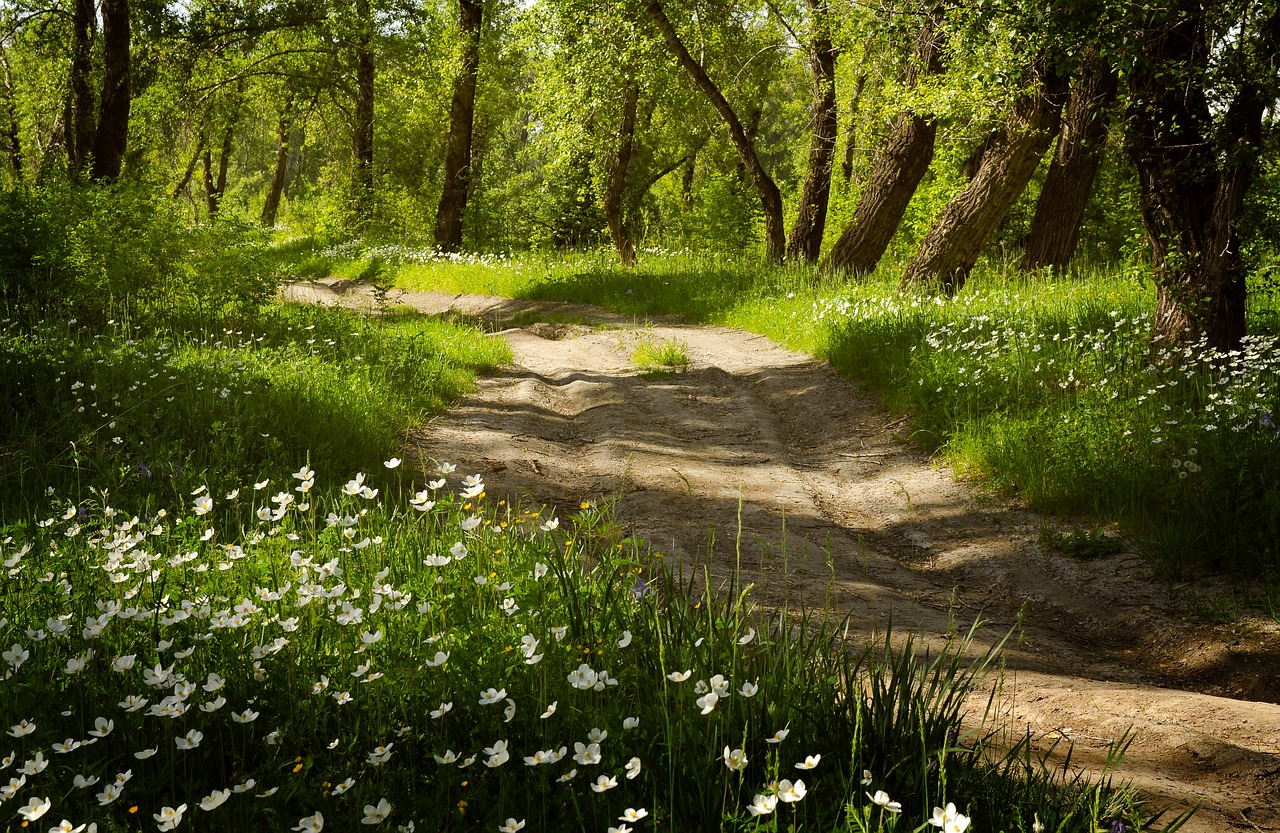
632,336,691,372
0,304,509,521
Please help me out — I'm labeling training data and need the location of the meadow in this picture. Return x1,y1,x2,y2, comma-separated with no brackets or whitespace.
0,238,1214,833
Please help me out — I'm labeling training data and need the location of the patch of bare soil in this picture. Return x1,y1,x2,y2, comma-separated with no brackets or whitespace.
285,279,1280,833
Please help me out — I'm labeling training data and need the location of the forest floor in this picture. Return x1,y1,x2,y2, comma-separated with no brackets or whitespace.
285,278,1280,833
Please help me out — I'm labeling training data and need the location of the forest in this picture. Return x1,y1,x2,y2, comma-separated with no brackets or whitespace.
0,1,1279,831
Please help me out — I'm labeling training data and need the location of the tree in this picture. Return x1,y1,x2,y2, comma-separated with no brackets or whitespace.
820,4,945,278
1021,58,1117,272
260,92,296,227
1124,1,1280,352
434,0,483,251
901,60,1067,293
601,79,639,265
785,0,838,262
89,0,131,181
644,0,786,262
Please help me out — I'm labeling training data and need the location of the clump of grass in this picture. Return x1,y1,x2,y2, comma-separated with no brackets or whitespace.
1039,526,1127,559
632,336,691,371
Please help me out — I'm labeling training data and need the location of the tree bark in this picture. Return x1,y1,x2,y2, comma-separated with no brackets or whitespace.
351,0,375,217
680,147,696,208
1125,5,1280,353
839,73,866,182
785,0,839,262
68,0,96,174
434,0,483,251
261,94,296,227
819,8,945,278
1021,63,1118,271
602,80,639,267
645,0,785,262
901,63,1067,294
0,49,22,181
90,0,130,182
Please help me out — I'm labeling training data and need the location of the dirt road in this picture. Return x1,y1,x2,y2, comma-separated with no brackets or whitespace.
285,279,1280,833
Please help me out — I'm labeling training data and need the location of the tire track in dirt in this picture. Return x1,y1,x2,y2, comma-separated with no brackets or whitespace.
285,279,1280,833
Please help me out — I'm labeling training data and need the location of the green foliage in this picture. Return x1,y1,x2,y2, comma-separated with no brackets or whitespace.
0,302,509,521
0,181,282,322
1039,526,1126,560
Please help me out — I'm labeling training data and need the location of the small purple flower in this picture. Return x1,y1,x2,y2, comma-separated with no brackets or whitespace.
1262,413,1274,428
138,462,151,478
630,574,652,601
1110,819,1128,833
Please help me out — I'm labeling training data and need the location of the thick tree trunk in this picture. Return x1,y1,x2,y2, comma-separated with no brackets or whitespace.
90,0,130,182
839,73,867,182
1022,64,1118,271
261,95,296,227
602,80,639,267
434,0,483,251
902,64,1067,294
351,0,375,217
1125,6,1279,353
785,0,838,263
819,9,945,277
68,0,96,174
645,0,785,262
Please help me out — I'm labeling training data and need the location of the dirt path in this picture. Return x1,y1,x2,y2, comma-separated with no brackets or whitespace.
286,280,1280,832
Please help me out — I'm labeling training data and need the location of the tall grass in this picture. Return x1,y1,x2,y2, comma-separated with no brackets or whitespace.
0,303,509,521
0,464,1179,832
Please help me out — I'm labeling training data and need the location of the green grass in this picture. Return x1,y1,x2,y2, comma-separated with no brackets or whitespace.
0,302,509,521
632,336,691,371
0,468,1181,833
326,242,1280,580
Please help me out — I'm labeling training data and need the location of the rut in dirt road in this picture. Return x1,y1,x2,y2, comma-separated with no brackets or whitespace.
285,279,1280,833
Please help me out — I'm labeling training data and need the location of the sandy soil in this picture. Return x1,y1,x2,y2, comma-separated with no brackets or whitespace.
285,279,1280,832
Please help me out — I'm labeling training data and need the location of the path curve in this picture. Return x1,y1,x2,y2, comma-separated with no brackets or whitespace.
284,279,1280,833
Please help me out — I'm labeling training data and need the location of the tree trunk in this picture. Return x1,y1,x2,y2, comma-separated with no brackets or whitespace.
839,73,866,182
351,0,375,218
434,0,483,251
820,8,945,278
90,0,130,182
68,0,96,174
902,63,1067,294
0,49,22,181
680,148,696,208
602,80,639,267
645,0,785,262
785,0,838,263
1125,6,1279,353
1022,64,1118,271
261,95,296,227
